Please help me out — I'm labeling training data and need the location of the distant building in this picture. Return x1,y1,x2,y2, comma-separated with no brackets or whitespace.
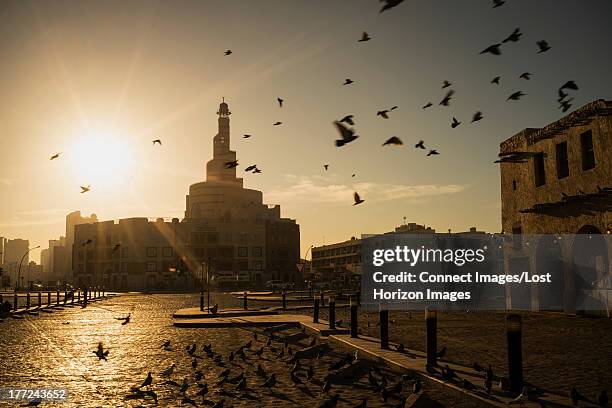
73,100,300,291
499,99,611,313
40,238,65,284
0,237,6,264
3,238,29,264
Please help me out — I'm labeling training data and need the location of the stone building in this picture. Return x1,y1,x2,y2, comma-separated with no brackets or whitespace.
499,99,611,313
73,100,300,291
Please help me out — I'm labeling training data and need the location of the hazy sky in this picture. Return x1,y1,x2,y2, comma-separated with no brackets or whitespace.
1,0,611,262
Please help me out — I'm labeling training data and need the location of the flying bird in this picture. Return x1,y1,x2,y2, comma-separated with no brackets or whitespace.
439,90,455,106
343,78,354,85
353,192,365,206
491,76,500,85
243,134,251,138
427,150,439,156
442,80,452,89
80,185,91,193
415,140,426,149
471,111,484,123
333,121,359,147
324,164,329,170
480,44,501,55
358,32,371,42
507,91,526,101
253,168,262,174
224,160,239,168
94,342,109,360
519,72,532,80
502,28,522,43
277,98,284,108
382,136,403,146
536,40,551,53
451,117,461,128
380,0,405,13
422,102,433,109
377,110,390,119
273,121,282,126
340,115,355,125
492,0,505,7
112,243,121,252
82,239,93,246
152,139,162,146
50,153,61,160
224,50,232,56
560,80,578,91
245,165,257,172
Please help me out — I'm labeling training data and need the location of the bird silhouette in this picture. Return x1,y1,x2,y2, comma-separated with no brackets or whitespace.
427,149,439,156
94,342,109,360
152,139,162,146
492,0,505,7
451,117,461,128
140,372,153,389
209,304,218,314
437,346,447,358
340,115,355,125
383,136,403,146
253,167,262,174
442,80,452,89
343,78,354,85
560,80,579,91
480,44,501,55
245,165,257,172
112,243,121,252
50,153,61,160
333,121,359,147
224,50,232,55
262,373,277,388
353,192,365,206
422,102,433,109
439,90,455,106
82,239,93,246
324,164,329,170
507,91,526,101
377,110,389,119
491,76,501,85
471,111,484,123
519,72,532,80
502,28,522,43
160,363,175,376
80,185,91,193
380,0,405,13
277,97,284,108
358,32,371,42
243,134,251,138
120,313,131,325
415,140,426,149
273,121,282,126
224,160,239,168
537,40,551,53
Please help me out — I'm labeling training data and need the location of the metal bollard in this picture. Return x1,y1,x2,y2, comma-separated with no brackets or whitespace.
329,297,336,330
47,291,51,305
64,289,67,305
26,292,30,309
243,291,248,311
13,293,18,311
350,296,358,338
56,290,60,305
380,309,389,349
77,291,81,303
102,288,105,297
313,298,320,323
282,292,287,310
320,291,325,307
200,290,204,311
38,292,41,308
426,309,437,366
506,314,523,394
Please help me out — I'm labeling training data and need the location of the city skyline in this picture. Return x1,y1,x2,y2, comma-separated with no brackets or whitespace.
2,0,612,262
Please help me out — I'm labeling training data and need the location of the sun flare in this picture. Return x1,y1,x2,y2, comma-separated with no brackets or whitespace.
67,133,133,189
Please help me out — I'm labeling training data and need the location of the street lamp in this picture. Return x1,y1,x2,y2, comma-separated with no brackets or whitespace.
17,245,40,291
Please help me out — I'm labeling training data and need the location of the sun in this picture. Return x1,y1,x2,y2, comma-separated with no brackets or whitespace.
67,133,133,189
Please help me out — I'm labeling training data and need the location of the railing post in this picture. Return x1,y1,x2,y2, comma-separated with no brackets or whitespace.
47,291,51,306
506,314,523,394
38,292,42,308
282,292,287,310
56,290,60,305
320,290,325,307
329,296,336,330
350,296,358,338
243,291,248,311
102,287,105,297
313,298,320,323
426,309,437,366
13,293,18,311
26,292,31,309
84,288,88,306
380,309,389,349
64,288,67,305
